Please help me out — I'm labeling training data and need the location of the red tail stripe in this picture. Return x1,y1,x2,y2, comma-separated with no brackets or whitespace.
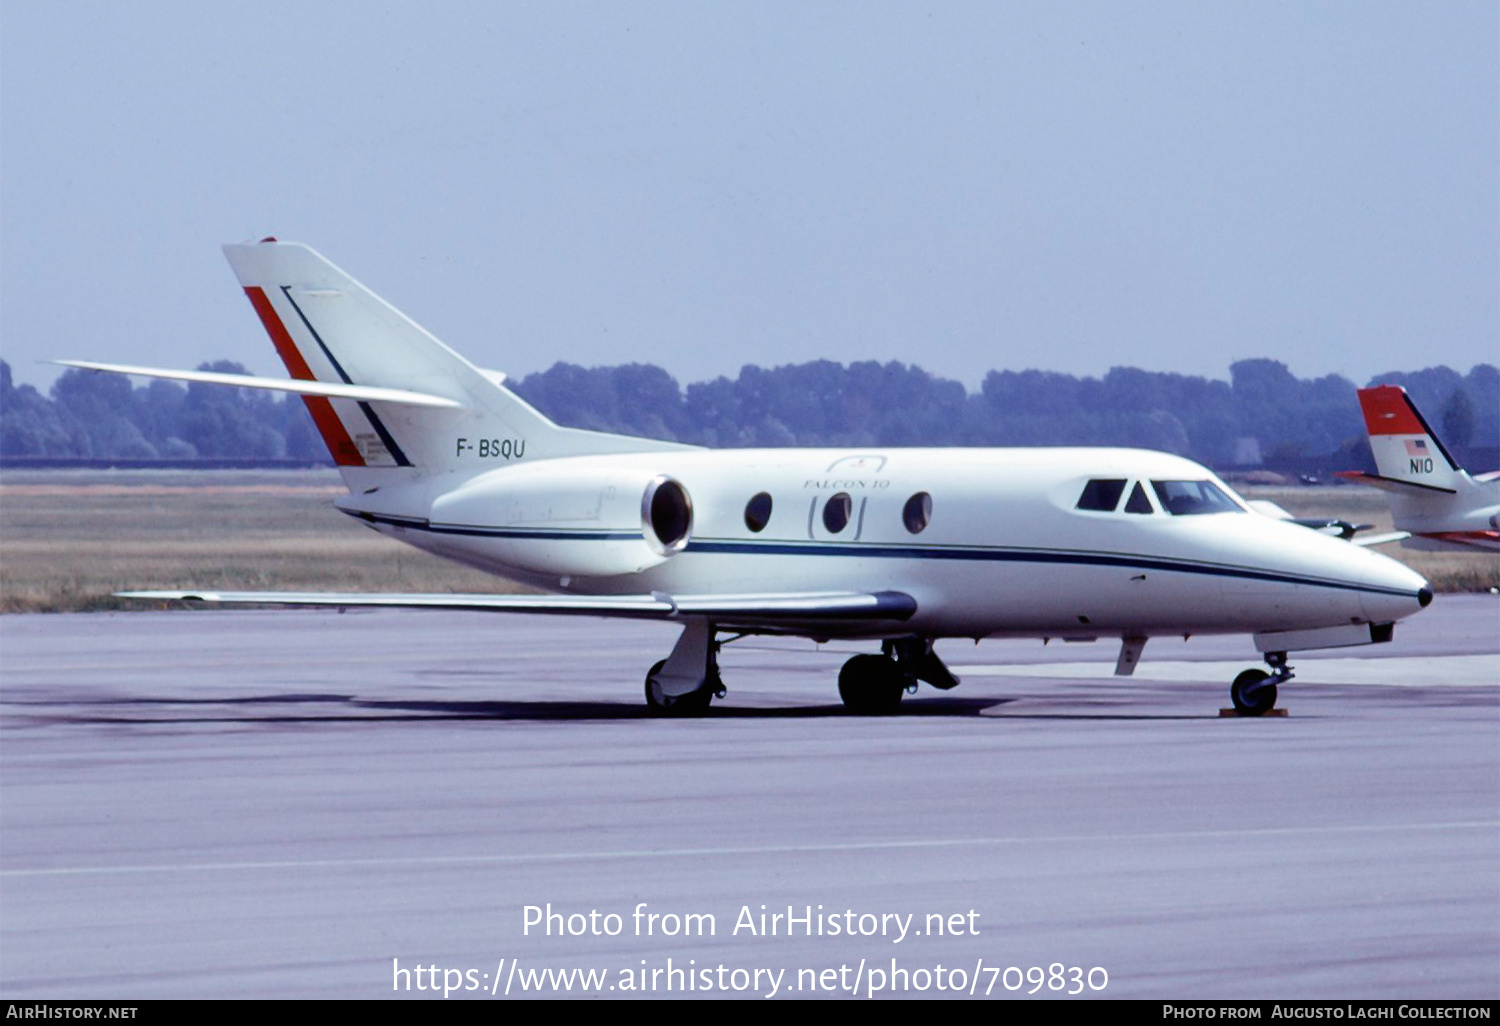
242,286,365,467
1357,385,1426,436
244,286,318,381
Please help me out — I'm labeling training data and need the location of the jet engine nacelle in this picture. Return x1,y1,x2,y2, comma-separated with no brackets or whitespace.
429,461,693,578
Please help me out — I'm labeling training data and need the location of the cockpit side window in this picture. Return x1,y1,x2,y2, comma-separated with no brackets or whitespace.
1124,481,1154,514
1076,479,1128,512
1151,480,1243,515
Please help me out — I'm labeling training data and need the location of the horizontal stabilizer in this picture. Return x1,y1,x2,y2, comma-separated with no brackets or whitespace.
117,589,919,628
54,360,463,409
1352,531,1411,547
1334,470,1456,495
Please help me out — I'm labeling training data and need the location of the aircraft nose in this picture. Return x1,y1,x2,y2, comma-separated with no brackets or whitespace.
1359,555,1432,623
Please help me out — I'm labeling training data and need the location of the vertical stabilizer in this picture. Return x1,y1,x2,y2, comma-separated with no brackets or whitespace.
1354,385,1462,492
223,239,693,490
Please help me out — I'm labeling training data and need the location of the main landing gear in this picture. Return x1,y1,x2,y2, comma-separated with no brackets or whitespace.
643,620,726,717
1230,651,1293,716
837,638,959,715
837,655,909,715
641,624,959,716
644,659,721,715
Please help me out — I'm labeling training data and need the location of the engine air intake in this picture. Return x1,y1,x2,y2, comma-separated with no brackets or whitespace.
644,476,693,554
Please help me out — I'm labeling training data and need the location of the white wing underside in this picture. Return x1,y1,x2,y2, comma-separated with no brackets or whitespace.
117,590,919,632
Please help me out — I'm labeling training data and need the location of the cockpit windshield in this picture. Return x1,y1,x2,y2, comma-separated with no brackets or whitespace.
1150,480,1243,516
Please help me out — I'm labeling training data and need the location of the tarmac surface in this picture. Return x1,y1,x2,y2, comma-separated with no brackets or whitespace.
2,596,1496,999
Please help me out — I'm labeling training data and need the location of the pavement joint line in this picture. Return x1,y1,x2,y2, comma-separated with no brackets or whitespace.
5,820,1495,878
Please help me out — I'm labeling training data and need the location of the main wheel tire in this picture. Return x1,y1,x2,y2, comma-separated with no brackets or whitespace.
838,654,907,715
1230,668,1278,716
644,660,713,716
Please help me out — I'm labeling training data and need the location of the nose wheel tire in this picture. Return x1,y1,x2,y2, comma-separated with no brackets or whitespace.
644,660,715,716
838,654,908,715
1230,668,1278,716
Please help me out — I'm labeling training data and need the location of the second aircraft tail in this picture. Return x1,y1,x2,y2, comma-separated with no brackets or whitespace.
1350,384,1463,492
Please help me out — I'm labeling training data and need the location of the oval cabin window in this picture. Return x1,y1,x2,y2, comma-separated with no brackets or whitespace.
902,492,932,534
744,492,772,532
823,492,852,533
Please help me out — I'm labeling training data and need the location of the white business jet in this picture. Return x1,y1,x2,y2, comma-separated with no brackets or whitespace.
1335,385,1500,553
60,240,1433,716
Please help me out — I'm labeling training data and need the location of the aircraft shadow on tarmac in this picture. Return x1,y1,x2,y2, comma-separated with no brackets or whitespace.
2,691,1247,724
7,692,1004,723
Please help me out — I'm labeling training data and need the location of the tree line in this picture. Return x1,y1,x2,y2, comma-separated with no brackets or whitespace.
2,356,1495,471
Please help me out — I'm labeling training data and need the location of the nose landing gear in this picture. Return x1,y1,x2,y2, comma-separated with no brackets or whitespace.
1229,651,1293,716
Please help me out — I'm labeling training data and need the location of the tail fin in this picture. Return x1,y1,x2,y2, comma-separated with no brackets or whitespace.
224,239,691,488
1349,385,1463,493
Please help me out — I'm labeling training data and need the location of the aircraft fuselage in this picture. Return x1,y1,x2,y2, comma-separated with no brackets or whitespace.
342,445,1428,642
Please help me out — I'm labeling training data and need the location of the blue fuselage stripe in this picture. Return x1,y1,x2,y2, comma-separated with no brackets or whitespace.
687,540,1403,596
349,511,1414,600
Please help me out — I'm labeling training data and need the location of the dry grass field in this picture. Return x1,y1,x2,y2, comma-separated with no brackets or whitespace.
0,469,519,612
0,471,1494,613
1241,485,1499,594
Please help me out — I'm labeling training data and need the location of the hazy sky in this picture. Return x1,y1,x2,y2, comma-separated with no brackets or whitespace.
2,2,1495,393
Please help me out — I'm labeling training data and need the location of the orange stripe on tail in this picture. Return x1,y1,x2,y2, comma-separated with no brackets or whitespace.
243,286,365,466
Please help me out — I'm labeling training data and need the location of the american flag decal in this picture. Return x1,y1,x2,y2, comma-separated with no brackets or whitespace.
1404,439,1429,456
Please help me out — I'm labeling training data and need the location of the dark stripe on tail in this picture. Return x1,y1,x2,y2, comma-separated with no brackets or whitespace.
278,286,413,467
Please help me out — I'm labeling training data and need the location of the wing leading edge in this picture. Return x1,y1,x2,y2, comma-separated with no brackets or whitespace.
117,589,918,632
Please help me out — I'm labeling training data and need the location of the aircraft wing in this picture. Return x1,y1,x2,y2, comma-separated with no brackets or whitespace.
116,589,918,632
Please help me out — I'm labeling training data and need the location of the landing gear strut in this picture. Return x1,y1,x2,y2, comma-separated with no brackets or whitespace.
1230,650,1293,716
643,619,725,717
